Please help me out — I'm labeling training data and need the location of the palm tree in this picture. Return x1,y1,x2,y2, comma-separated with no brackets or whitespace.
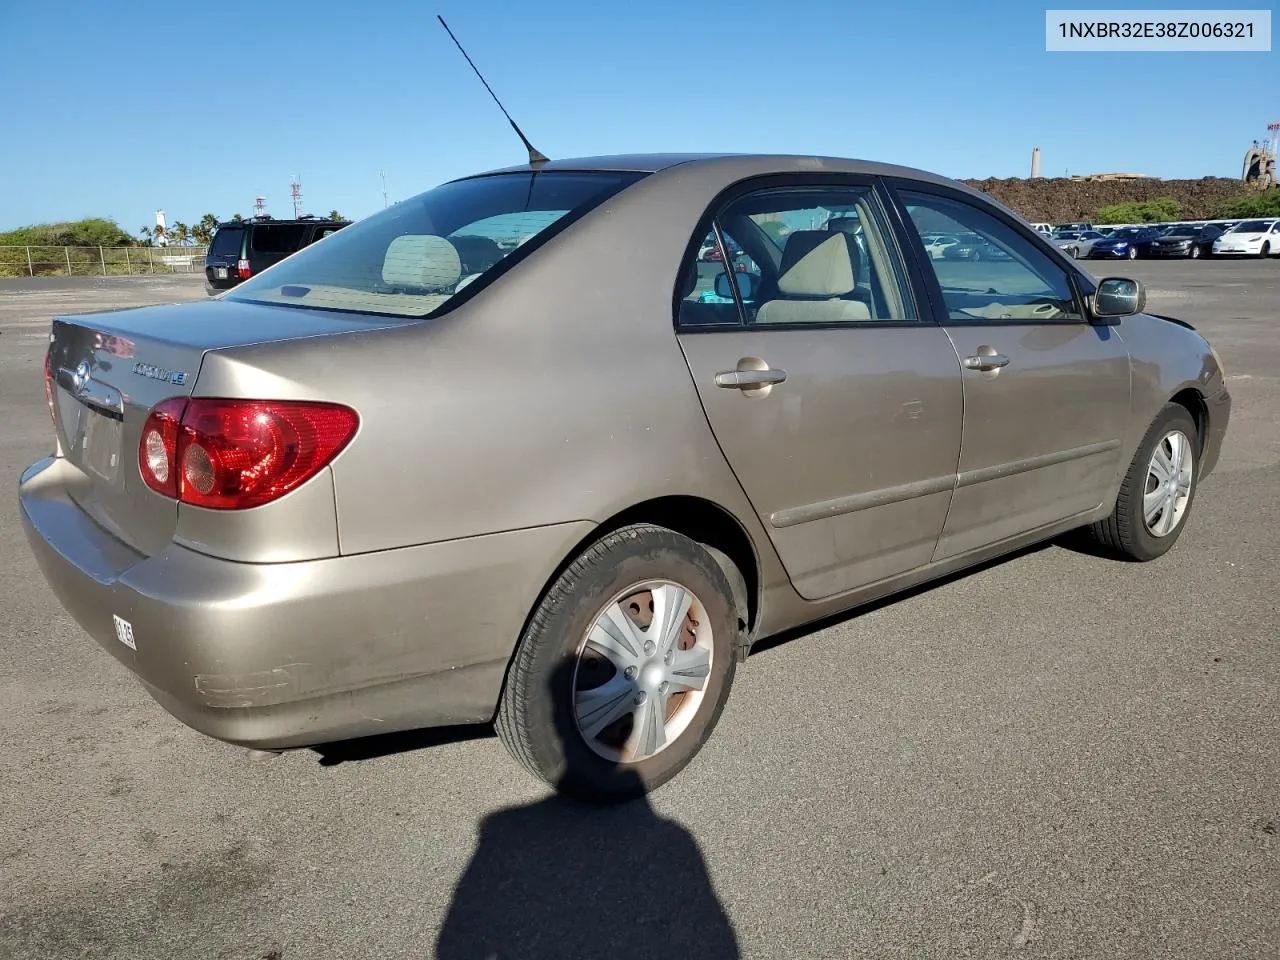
328,209,345,221
169,221,190,245
192,213,220,245
138,226,153,246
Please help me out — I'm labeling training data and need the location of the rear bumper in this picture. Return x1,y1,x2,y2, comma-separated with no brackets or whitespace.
19,455,592,750
1200,383,1231,480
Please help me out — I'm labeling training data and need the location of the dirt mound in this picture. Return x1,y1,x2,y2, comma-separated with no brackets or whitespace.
961,176,1253,223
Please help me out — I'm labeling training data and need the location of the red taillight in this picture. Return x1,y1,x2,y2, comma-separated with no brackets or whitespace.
138,398,358,510
237,259,251,279
138,397,188,498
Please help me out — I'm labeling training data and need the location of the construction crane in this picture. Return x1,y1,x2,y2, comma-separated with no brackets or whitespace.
1242,122,1278,189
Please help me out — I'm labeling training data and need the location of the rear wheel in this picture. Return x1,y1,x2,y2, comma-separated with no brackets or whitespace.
1086,404,1199,561
495,524,739,804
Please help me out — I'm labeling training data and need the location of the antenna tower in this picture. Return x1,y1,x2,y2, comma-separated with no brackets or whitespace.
290,176,303,218
1269,122,1280,158
254,196,267,218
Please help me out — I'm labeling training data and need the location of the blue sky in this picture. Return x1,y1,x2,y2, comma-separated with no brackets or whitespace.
0,0,1274,233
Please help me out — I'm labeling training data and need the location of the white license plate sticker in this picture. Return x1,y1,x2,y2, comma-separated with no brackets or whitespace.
215,267,228,279
113,614,136,650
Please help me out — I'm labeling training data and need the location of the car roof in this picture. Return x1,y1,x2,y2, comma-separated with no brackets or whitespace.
217,218,347,228
456,152,977,192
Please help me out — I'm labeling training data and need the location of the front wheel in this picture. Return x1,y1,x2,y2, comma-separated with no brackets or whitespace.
495,524,740,804
1261,242,1271,259
1086,404,1199,561
1127,246,1139,260
1190,245,1201,259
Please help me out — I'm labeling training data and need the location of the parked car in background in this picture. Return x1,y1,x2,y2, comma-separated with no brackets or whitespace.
204,216,350,294
21,152,1231,804
1149,223,1224,259
1051,229,1106,259
941,232,1010,260
1087,226,1163,260
1211,219,1280,257
920,233,962,259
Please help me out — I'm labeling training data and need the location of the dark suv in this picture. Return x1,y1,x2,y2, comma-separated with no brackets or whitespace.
204,216,350,294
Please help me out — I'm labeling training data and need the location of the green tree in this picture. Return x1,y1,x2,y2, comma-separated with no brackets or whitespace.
169,221,190,245
1216,189,1280,219
192,213,220,245
231,213,244,221
328,209,345,221
1095,197,1181,224
0,218,134,247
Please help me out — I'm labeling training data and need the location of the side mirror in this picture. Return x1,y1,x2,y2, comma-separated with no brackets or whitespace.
714,270,756,300
1092,277,1145,320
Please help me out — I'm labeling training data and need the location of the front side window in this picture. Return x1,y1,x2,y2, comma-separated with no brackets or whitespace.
678,183,916,328
227,171,646,319
898,190,1084,323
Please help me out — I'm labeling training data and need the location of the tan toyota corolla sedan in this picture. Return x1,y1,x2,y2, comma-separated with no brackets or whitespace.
20,154,1231,803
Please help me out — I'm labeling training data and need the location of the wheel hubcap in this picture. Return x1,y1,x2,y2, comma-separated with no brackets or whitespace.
572,580,713,764
1143,430,1194,537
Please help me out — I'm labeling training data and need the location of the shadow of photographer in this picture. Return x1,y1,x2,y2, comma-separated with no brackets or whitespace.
435,656,739,959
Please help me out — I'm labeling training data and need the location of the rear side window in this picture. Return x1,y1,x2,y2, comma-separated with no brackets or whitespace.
209,227,243,257
251,224,310,253
226,171,646,319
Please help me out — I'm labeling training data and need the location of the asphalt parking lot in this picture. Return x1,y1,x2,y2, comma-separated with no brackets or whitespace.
1,263,1276,959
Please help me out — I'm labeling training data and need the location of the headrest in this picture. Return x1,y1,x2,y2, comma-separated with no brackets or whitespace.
450,234,504,274
777,231,855,297
827,217,862,235
381,235,462,289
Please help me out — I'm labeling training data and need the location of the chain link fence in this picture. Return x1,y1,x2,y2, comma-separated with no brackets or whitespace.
0,245,209,278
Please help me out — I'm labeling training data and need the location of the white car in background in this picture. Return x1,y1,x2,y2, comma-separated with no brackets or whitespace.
1051,229,1107,259
1212,219,1279,257
920,233,962,259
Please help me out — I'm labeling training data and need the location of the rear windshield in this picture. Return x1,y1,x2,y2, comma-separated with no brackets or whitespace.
209,226,244,257
226,170,647,318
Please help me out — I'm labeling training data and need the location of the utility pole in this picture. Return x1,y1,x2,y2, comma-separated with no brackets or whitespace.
291,176,303,218
380,170,389,208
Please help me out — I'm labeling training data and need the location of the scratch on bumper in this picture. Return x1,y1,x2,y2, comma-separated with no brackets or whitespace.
194,666,305,708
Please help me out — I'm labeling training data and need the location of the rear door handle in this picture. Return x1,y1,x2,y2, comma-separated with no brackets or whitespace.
715,368,788,389
962,353,1010,371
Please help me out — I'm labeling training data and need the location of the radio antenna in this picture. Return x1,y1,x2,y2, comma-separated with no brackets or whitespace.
437,15,549,166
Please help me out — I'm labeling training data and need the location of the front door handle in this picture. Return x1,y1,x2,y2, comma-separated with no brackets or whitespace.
715,368,788,389
962,353,1010,371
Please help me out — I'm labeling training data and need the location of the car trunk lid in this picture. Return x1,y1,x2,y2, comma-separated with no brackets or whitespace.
46,298,402,557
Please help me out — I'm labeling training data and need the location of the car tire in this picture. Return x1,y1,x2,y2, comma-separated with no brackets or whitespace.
1261,242,1271,259
1086,404,1199,562
495,523,739,805
1190,245,1201,259
1068,246,1080,259
1127,246,1139,260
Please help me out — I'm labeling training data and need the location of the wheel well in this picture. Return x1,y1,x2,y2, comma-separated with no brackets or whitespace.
1171,387,1208,454
555,497,760,635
